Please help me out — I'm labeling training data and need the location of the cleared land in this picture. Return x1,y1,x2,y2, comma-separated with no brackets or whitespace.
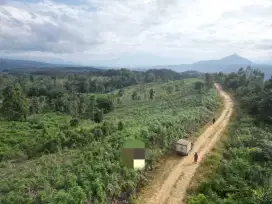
0,79,221,203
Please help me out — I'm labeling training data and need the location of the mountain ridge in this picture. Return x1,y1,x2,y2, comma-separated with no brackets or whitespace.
1,54,271,79
0,58,71,70
192,54,253,65
150,54,271,79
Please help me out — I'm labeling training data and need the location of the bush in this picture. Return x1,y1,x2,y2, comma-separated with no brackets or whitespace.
132,91,141,100
194,81,204,91
92,128,104,139
96,98,114,114
118,121,124,130
94,109,103,123
188,194,210,204
70,118,80,127
101,121,117,136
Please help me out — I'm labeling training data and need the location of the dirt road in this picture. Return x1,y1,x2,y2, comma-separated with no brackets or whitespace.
136,83,233,204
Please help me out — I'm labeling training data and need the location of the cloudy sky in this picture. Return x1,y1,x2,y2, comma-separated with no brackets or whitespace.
0,0,272,66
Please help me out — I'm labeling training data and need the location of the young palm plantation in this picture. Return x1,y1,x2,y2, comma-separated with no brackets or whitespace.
0,69,220,203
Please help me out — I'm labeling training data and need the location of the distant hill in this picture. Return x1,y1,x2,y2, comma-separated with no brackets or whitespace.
0,58,72,71
151,54,272,80
1,55,271,80
193,54,253,65
217,54,253,65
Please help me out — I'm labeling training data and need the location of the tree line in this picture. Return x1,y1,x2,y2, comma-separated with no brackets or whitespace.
0,68,192,122
213,67,272,124
1,68,188,95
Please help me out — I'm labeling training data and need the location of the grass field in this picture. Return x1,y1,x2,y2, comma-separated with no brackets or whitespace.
0,79,221,203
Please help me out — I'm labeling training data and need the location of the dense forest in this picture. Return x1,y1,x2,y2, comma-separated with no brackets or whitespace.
0,67,218,203
187,67,272,204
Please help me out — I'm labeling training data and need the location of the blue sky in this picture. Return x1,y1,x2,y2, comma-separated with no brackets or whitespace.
0,0,272,66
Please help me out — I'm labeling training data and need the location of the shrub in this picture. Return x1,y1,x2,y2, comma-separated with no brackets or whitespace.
188,194,210,204
94,109,103,123
96,98,114,114
92,128,104,139
118,121,124,130
70,118,80,127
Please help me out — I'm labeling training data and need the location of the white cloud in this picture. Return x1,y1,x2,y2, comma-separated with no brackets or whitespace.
0,0,271,66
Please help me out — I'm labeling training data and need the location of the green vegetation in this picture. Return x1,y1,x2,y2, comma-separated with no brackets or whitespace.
0,68,220,203
187,67,272,204
1,84,28,121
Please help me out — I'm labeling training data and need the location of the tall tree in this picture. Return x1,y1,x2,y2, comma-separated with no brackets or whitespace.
204,73,213,88
78,95,87,115
194,81,204,91
86,95,96,120
145,72,156,83
96,97,114,114
118,89,124,97
132,91,140,100
29,97,40,114
1,84,29,121
78,77,89,93
149,88,155,100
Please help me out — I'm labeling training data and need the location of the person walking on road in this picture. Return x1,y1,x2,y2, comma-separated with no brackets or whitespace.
194,152,198,163
213,118,216,124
